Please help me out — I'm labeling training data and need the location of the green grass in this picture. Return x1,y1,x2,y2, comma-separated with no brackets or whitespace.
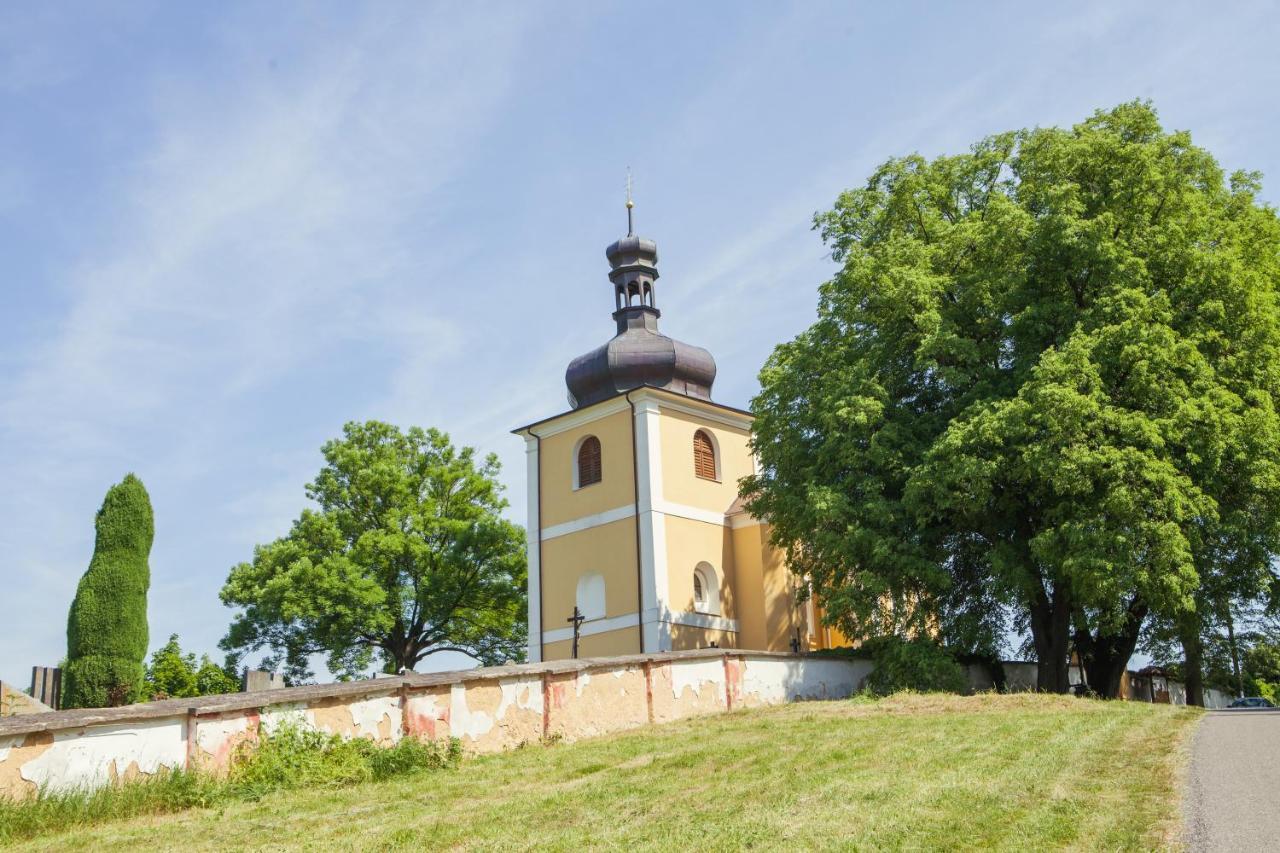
1,693,1199,851
0,724,458,847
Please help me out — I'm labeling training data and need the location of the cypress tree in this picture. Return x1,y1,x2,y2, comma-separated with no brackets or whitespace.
63,474,154,708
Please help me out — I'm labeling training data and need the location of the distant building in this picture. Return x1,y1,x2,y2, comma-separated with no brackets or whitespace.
514,203,850,661
0,681,52,717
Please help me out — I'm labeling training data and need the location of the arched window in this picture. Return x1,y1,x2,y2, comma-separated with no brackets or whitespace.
576,435,602,488
576,572,606,621
693,430,718,481
693,562,719,615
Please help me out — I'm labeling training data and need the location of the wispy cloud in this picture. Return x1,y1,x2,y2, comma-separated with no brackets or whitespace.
0,3,537,682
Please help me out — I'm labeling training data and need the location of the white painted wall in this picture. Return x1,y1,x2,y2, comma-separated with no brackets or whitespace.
20,717,186,791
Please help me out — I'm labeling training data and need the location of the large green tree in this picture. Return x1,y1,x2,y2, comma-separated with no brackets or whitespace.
744,102,1280,695
221,421,527,680
64,474,154,708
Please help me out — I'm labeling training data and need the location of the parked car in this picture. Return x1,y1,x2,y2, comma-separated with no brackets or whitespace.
1228,696,1275,709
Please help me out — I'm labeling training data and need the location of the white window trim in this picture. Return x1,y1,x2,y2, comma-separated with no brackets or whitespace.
693,428,722,482
692,562,721,616
572,433,602,491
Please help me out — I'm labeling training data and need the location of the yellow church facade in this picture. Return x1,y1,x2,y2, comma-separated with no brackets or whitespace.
514,205,849,662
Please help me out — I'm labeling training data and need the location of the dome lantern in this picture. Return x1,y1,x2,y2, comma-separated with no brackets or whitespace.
564,193,717,409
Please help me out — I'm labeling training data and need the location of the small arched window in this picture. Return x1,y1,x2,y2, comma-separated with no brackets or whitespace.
576,572,606,621
693,562,719,615
576,435,602,488
693,430,717,481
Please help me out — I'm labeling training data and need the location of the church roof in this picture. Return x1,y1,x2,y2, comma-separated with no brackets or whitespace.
563,205,717,409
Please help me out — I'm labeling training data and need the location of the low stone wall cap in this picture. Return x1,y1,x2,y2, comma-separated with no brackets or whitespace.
0,649,844,738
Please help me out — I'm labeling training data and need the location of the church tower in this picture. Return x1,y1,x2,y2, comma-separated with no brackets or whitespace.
514,199,830,662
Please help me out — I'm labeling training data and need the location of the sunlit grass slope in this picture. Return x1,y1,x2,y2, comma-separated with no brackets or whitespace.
9,693,1198,851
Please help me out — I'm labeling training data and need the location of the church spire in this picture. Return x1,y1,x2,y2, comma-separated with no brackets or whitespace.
605,186,659,326
625,167,635,236
563,188,717,409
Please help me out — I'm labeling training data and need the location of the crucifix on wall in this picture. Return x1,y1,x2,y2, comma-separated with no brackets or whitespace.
567,606,585,659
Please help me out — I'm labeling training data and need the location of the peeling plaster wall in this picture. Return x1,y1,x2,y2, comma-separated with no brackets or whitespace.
404,687,451,741
193,711,259,773
17,718,186,794
651,659,728,723
0,652,868,798
310,693,402,744
447,676,544,750
547,665,648,741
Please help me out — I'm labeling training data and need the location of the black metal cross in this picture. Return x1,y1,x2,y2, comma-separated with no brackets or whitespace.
567,606,585,659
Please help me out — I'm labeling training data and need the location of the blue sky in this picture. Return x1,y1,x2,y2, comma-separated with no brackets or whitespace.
2,1,1279,688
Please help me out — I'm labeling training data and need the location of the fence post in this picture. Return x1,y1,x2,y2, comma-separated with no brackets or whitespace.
643,659,654,724
722,654,734,712
185,708,199,771
399,681,411,740
541,669,551,740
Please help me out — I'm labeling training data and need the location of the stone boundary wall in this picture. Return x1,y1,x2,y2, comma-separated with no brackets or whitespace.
0,650,870,799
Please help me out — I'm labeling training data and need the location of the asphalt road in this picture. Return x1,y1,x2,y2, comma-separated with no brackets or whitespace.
1184,708,1280,850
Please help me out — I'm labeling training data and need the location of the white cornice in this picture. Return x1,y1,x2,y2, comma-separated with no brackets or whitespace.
541,504,637,540
516,397,631,439
542,612,641,643
629,388,754,431
658,500,731,528
666,610,739,632
539,499,754,539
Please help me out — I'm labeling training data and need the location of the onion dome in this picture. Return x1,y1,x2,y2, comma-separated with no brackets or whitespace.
565,200,716,409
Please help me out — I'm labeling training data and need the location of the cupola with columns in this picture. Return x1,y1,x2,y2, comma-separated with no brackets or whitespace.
564,192,717,409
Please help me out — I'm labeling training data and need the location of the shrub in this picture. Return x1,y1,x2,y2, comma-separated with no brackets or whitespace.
864,636,968,696
226,723,458,800
64,475,154,709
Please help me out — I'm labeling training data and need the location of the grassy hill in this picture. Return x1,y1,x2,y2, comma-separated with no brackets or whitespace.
7,693,1198,851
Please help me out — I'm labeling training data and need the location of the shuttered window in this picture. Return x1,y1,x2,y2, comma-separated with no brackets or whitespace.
693,430,717,480
577,436,602,487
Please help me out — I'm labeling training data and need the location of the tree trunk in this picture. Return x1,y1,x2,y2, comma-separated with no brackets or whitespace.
1179,614,1205,707
1031,582,1073,693
1077,599,1148,699
1226,610,1245,698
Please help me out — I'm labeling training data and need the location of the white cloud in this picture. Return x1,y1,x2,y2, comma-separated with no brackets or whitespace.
0,4,539,684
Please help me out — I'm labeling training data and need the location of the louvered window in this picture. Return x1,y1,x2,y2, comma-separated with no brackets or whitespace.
577,436,602,487
693,430,717,480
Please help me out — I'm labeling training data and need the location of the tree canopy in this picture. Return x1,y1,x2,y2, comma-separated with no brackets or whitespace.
64,474,154,708
144,634,239,700
220,421,527,681
744,102,1280,694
